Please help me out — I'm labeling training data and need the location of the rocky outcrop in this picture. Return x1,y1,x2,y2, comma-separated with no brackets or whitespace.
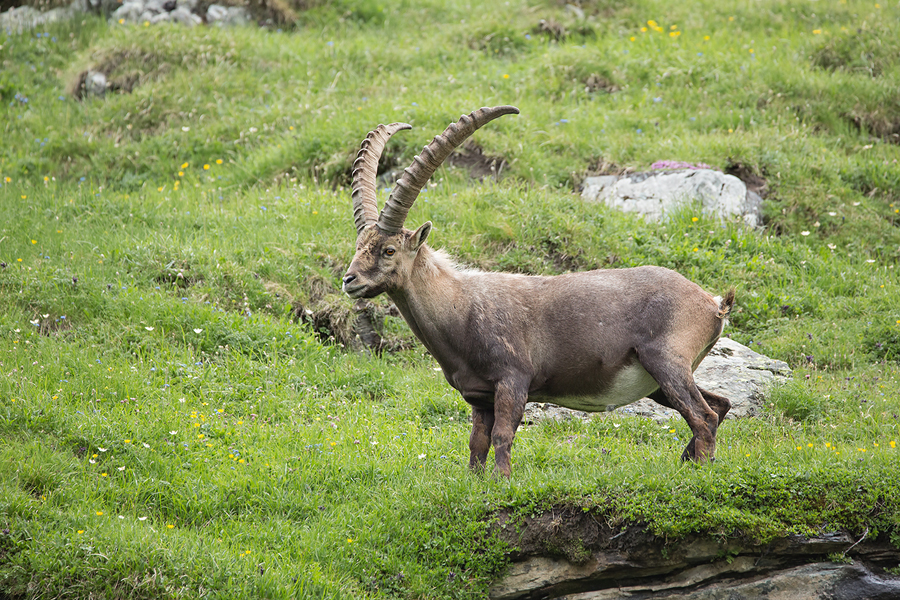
111,0,203,26
205,3,249,26
111,0,250,26
581,170,763,228
0,0,250,32
523,338,791,425
0,0,85,32
490,510,900,600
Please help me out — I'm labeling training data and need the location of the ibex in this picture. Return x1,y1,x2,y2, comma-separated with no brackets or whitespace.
342,106,735,477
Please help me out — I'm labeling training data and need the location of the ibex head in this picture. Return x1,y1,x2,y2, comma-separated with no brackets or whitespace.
342,106,519,299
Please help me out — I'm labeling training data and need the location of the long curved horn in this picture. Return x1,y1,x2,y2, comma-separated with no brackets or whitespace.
376,105,520,234
351,122,412,236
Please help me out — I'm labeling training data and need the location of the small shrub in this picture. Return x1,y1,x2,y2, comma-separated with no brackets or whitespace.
810,26,900,78
769,381,828,422
864,320,900,363
468,24,530,56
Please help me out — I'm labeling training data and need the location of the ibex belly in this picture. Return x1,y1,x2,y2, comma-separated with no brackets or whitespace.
532,363,660,412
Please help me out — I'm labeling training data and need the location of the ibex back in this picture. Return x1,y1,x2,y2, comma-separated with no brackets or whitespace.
342,106,735,477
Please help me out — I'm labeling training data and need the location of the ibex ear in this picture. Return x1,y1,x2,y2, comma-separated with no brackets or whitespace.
409,221,432,250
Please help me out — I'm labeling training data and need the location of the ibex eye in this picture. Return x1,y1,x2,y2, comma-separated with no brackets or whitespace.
384,248,396,257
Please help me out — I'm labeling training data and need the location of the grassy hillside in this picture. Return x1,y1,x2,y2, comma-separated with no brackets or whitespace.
2,0,900,597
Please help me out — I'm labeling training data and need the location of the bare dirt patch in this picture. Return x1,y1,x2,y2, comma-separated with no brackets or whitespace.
532,17,596,44
324,136,412,190
570,156,626,192
844,107,900,145
725,161,769,198
447,141,512,181
533,18,568,42
31,313,73,337
810,30,899,78
293,294,356,348
152,259,203,289
583,157,626,178
291,274,408,353
69,49,170,100
582,72,619,94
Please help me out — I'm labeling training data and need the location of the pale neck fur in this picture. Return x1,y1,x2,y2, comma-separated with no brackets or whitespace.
387,245,471,353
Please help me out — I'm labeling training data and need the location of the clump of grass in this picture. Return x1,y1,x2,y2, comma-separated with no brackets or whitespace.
769,380,829,422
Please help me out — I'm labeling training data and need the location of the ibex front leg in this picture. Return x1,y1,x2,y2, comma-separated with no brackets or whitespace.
469,407,495,472
490,379,528,478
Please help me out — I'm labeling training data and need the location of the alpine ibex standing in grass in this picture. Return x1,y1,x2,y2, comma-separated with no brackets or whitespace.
342,106,735,477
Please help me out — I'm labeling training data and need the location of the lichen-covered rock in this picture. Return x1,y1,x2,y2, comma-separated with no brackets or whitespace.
581,170,763,228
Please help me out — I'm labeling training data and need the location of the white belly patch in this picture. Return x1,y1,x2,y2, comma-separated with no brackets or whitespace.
549,363,660,412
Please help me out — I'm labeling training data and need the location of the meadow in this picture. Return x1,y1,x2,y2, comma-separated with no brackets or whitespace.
1,0,900,597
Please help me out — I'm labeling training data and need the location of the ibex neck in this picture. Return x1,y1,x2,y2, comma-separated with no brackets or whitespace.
387,246,467,356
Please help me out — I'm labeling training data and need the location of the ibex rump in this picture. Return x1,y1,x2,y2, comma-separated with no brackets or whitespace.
342,106,735,477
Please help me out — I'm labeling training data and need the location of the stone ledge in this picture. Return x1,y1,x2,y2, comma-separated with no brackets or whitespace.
490,511,900,600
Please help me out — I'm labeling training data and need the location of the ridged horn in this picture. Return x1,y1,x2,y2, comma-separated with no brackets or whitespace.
376,105,520,234
351,122,413,236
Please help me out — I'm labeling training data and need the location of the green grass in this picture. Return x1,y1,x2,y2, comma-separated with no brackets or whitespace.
2,0,900,597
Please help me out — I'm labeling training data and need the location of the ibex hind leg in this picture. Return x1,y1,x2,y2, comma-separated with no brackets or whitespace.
640,350,720,463
649,385,731,461
698,386,731,422
647,388,697,460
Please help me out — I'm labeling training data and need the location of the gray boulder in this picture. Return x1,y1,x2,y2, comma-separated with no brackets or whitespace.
87,0,122,16
150,6,202,26
113,0,202,25
582,169,763,228
0,1,86,32
3,0,247,31
84,71,108,98
206,3,250,25
110,0,211,25
109,0,144,22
